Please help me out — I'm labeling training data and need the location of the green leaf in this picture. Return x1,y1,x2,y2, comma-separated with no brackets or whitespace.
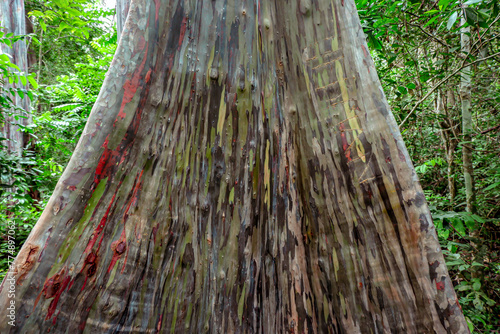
29,10,43,17
483,181,499,191
471,214,485,224
447,11,458,30
66,7,82,16
445,260,464,266
40,20,47,32
472,281,481,291
485,297,496,306
424,14,441,27
452,218,466,236
397,86,408,95
20,75,27,86
438,0,453,11
471,262,485,267
462,213,476,230
420,72,431,83
8,63,21,71
406,83,416,90
464,0,483,5
27,75,38,89
465,8,479,25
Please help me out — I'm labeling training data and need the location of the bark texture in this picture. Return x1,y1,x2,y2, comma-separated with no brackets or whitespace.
0,0,30,155
0,0,469,333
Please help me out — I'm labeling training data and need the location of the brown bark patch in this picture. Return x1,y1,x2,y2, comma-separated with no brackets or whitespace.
16,244,39,284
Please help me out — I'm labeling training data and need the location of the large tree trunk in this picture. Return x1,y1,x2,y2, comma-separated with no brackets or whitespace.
0,0,469,333
0,0,30,156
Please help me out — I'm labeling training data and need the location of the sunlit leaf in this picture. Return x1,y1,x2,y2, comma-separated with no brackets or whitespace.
447,11,458,30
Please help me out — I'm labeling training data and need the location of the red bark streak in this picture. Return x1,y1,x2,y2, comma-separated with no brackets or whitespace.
339,123,352,162
116,44,149,122
152,223,159,243
79,320,87,331
123,170,144,222
178,16,188,48
107,229,127,274
45,274,71,320
145,68,152,84
34,269,66,310
157,314,163,331
154,0,160,21
84,192,117,254
94,136,121,184
52,310,60,325
361,45,368,58
80,276,88,292
436,281,445,291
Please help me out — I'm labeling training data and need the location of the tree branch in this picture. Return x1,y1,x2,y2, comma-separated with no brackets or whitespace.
408,23,450,48
480,124,500,134
399,52,500,128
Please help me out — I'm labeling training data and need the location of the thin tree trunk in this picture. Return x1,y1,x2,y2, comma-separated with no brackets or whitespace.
460,15,474,214
445,89,458,205
116,0,130,42
0,0,30,156
0,0,469,333
435,89,458,206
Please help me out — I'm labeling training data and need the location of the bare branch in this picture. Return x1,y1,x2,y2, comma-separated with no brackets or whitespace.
399,52,500,128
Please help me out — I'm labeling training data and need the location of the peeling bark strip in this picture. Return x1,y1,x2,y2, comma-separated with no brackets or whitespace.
0,0,469,333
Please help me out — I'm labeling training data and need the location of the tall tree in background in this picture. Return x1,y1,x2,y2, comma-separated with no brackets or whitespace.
116,0,130,41
0,0,469,333
0,0,30,156
460,9,474,215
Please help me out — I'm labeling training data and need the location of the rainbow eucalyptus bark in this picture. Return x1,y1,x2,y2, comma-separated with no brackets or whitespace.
0,0,30,156
0,0,469,333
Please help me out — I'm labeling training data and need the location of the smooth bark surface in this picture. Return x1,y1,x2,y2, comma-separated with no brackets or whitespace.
0,0,30,155
1,0,469,333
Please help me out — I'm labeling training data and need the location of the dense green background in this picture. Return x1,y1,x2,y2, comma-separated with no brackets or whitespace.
1,0,498,331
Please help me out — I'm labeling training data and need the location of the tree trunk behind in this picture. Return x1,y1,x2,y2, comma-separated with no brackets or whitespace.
435,89,458,206
0,0,30,156
0,0,469,333
460,16,474,214
116,0,130,42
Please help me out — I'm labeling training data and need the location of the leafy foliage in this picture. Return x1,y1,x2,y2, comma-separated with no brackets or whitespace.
0,1,115,281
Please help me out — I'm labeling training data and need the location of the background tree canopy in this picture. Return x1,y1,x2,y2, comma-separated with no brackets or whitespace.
0,0,498,332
